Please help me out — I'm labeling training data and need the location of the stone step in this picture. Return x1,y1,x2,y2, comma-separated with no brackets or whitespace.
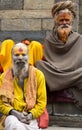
44,126,82,130
47,103,82,127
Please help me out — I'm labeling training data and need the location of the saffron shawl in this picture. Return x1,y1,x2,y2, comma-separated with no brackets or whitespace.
0,65,37,110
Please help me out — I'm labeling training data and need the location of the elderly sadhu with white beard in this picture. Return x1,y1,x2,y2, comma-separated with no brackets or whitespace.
36,0,82,107
0,43,47,130
0,39,43,72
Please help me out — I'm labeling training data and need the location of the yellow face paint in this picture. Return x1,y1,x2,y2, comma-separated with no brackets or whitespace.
13,46,27,55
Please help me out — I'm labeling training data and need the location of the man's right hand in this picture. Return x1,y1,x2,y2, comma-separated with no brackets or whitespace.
9,109,30,124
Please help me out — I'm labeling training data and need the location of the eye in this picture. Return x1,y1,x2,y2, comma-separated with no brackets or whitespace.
15,54,19,56
22,54,26,56
65,19,70,22
59,19,70,22
60,19,64,22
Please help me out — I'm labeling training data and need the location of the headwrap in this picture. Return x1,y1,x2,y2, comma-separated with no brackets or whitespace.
21,39,30,45
52,0,76,18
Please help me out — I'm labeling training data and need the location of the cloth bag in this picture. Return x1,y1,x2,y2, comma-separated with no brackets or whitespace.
38,108,49,128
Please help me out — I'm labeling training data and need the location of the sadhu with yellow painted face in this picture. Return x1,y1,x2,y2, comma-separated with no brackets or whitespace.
36,1,82,108
0,43,47,129
0,38,44,72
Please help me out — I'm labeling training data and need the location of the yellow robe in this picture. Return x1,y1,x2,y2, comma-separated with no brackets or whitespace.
0,39,15,72
0,68,47,119
0,40,43,72
29,41,43,65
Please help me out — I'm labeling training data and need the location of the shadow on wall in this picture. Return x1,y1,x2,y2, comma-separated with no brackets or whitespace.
0,31,46,44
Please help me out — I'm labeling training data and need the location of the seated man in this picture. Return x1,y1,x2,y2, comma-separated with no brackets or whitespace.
36,1,82,108
0,43,47,130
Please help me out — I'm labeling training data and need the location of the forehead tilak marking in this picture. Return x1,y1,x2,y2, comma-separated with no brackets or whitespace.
13,46,25,54
19,47,23,52
60,13,70,19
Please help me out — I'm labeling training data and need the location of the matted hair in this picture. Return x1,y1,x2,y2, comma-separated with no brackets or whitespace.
52,0,76,18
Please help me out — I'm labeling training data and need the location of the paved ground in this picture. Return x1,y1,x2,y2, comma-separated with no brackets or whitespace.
44,126,82,130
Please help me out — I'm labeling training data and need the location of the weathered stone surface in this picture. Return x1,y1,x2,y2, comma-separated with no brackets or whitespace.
1,19,41,31
42,19,53,30
0,10,52,19
0,31,46,43
49,114,82,127
47,103,82,127
78,16,82,34
73,18,79,32
0,0,80,33
24,0,54,10
0,0,23,10
79,5,82,16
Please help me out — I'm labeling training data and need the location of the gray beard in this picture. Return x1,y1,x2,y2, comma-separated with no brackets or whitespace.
12,63,29,80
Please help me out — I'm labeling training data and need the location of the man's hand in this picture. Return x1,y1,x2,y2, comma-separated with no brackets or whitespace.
9,109,33,124
23,111,33,124
26,112,33,122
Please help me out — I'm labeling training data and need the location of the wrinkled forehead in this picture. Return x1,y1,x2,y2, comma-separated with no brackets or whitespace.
12,43,28,55
55,9,73,21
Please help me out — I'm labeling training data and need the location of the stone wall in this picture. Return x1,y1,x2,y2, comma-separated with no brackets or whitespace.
0,0,80,42
79,0,82,34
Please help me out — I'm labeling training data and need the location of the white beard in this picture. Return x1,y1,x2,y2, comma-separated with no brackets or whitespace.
12,63,29,80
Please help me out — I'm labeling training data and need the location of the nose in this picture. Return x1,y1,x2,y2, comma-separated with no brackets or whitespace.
62,20,67,25
18,54,23,59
